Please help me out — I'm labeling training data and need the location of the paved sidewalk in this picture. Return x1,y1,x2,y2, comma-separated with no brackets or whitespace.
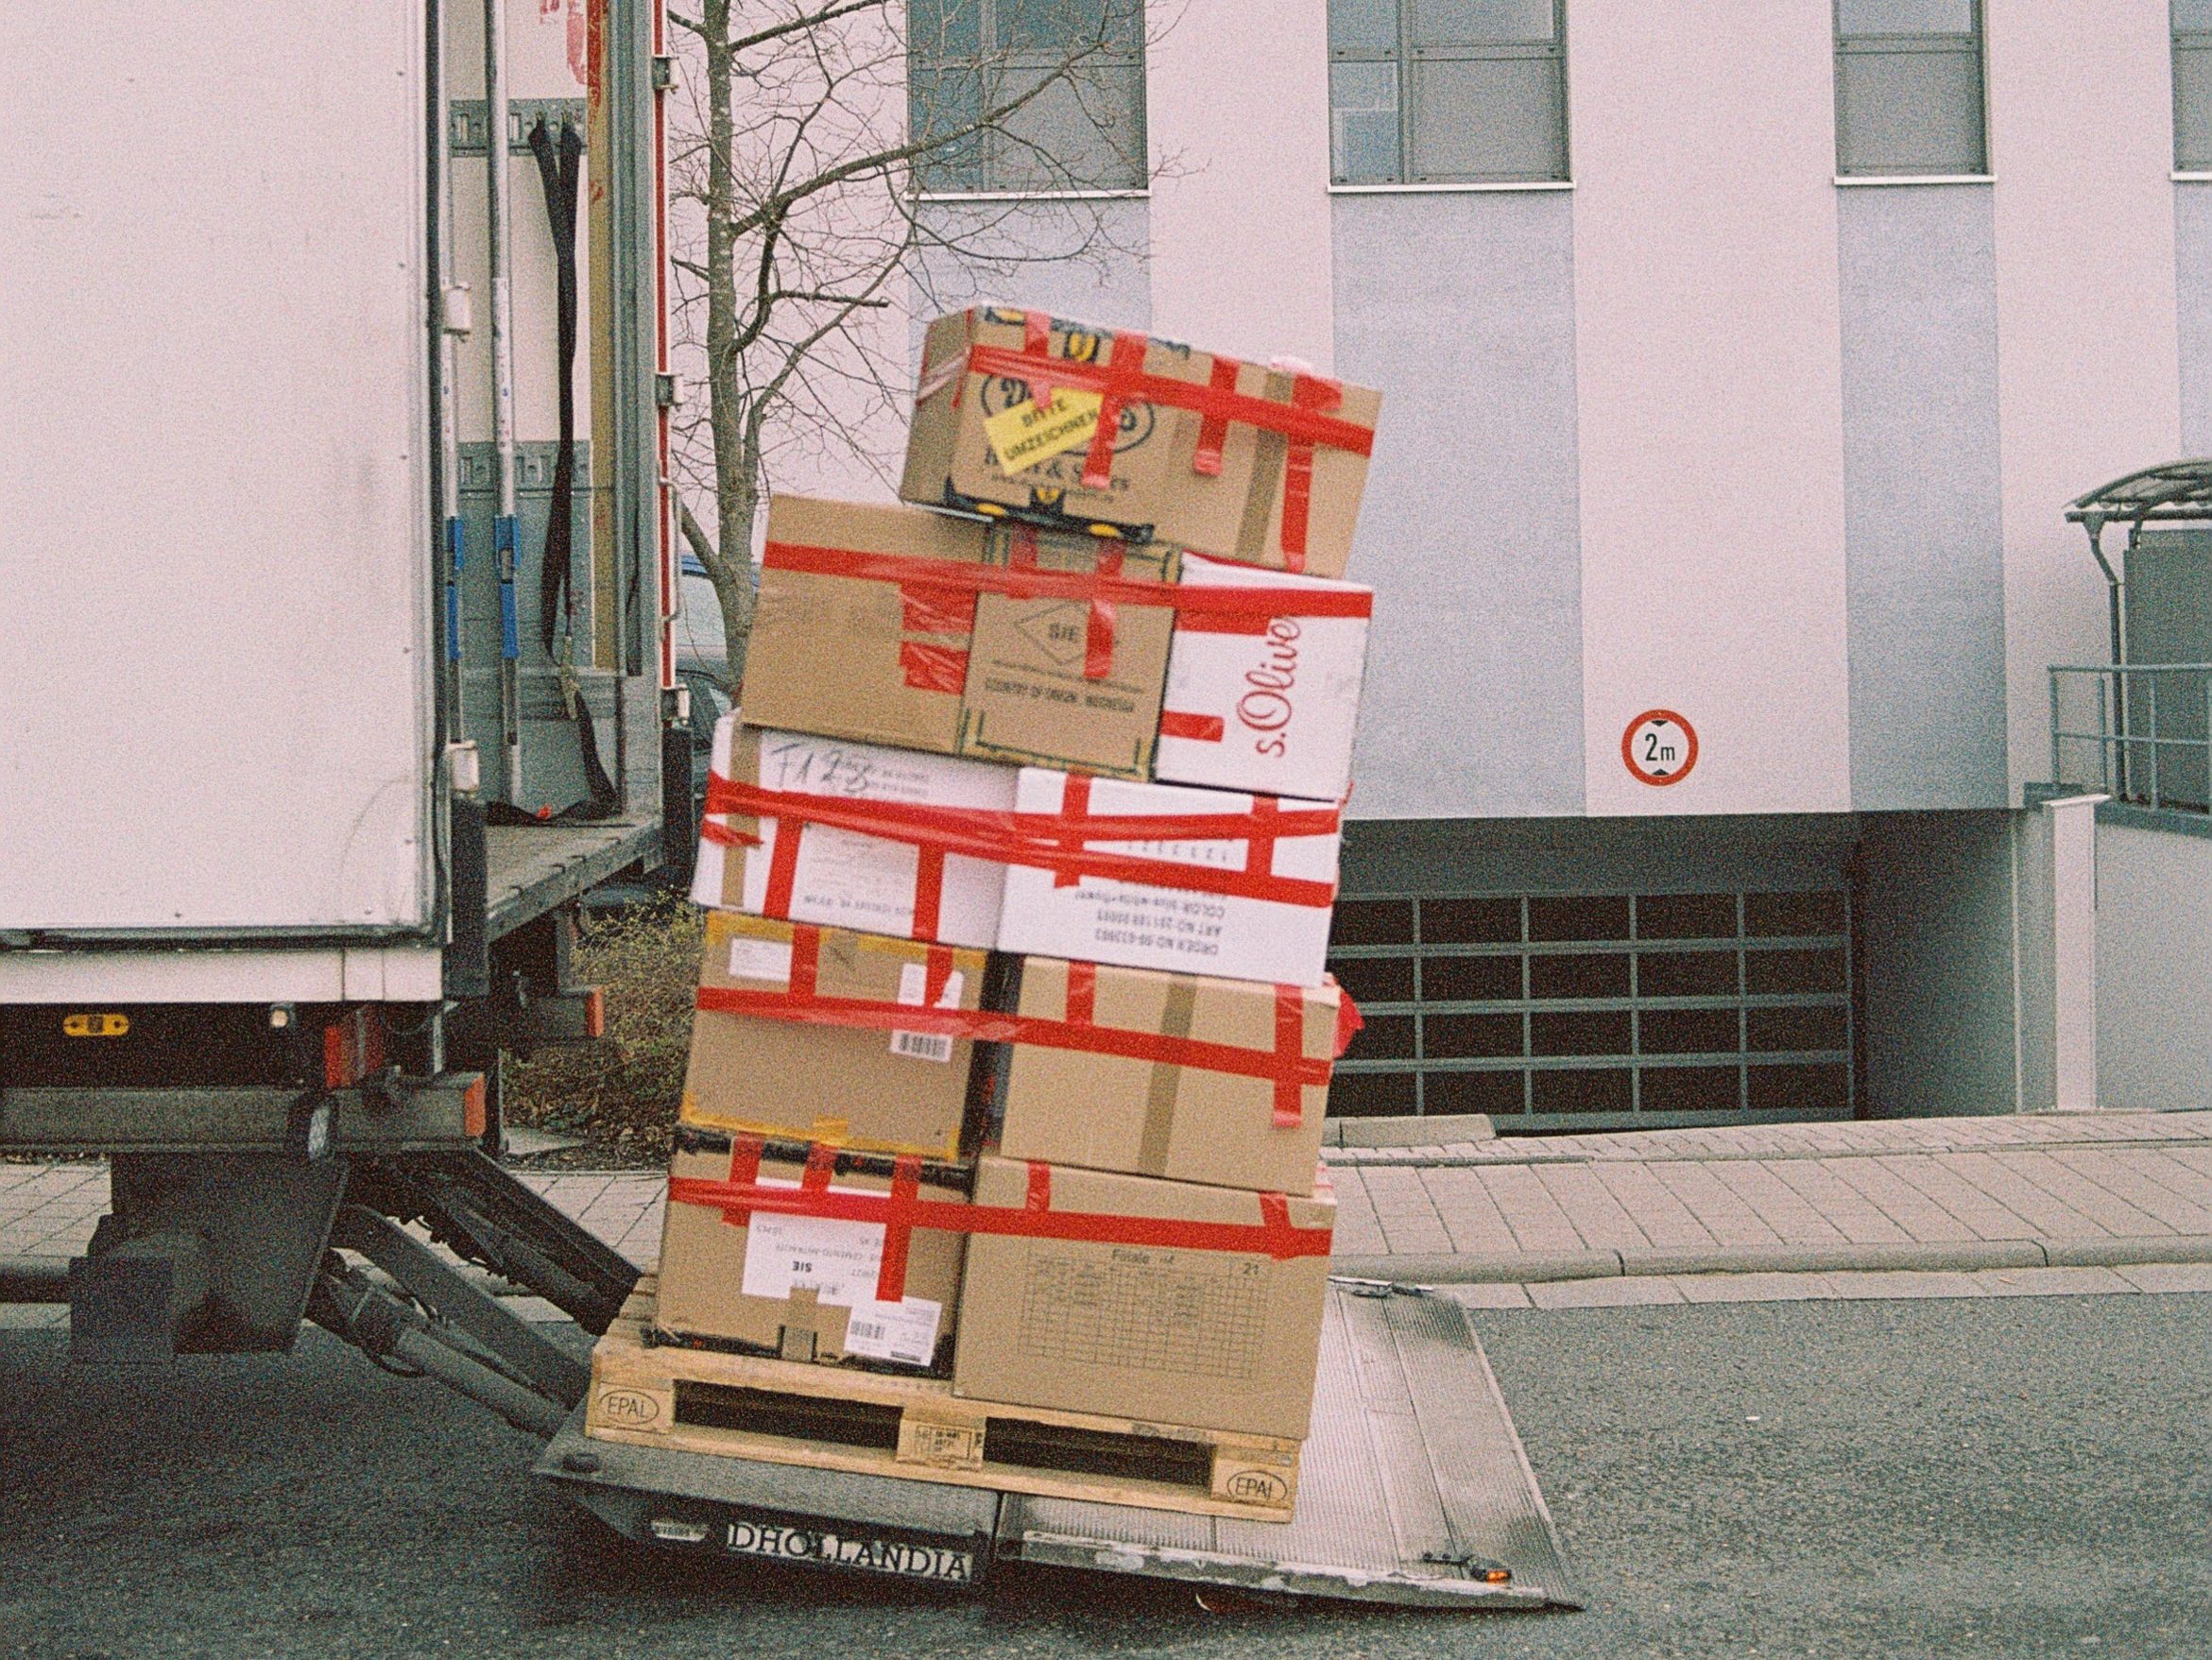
1329,1109,2212,1283
9,1111,2212,1303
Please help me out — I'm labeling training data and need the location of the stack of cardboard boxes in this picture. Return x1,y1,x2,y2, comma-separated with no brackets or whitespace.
652,306,1382,1461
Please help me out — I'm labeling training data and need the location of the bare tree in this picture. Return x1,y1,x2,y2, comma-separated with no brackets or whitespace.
666,0,1159,692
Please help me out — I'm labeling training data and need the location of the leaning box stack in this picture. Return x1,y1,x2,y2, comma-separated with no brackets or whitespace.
583,307,1383,1523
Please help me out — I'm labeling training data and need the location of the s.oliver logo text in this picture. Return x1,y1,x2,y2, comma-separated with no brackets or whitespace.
1235,619,1302,757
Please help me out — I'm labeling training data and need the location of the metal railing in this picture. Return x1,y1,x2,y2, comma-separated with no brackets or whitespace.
2049,662,2212,812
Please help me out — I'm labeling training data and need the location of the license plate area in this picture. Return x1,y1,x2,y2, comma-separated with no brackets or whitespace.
720,1515,980,1584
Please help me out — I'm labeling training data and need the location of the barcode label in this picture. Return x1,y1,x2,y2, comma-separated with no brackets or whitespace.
890,1030,955,1063
889,963,962,1063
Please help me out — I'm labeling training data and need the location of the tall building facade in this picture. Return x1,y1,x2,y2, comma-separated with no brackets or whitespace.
876,0,2210,1129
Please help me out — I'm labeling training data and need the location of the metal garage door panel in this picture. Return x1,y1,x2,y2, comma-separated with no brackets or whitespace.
0,3,432,933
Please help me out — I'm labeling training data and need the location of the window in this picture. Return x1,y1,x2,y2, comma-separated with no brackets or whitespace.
909,0,1145,193
1327,891,1855,1129
1834,0,1986,177
2177,2,2212,170
1327,0,1569,185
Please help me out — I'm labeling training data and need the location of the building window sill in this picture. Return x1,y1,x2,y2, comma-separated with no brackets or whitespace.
914,189,1149,203
1329,180,1573,195
1834,174,1993,187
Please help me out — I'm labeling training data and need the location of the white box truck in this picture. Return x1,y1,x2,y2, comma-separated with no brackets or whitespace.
0,0,680,1393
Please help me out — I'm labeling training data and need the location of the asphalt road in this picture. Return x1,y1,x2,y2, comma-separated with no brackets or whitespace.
2,1293,2207,1660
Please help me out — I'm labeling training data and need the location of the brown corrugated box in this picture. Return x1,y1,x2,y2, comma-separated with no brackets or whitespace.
995,955,1337,1194
900,307,1380,580
745,493,1176,779
657,1130,968,1373
681,912,992,1160
952,1155,1335,1439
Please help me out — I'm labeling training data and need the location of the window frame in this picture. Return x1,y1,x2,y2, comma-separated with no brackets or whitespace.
1327,0,1571,188
2175,2,2212,172
1832,0,1989,180
908,0,1149,197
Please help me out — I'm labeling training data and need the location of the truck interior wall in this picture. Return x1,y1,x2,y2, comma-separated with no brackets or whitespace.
1853,811,2021,1119
2094,816,2212,1112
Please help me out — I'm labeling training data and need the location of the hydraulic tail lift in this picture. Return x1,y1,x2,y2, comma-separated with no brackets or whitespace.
530,1281,1583,1609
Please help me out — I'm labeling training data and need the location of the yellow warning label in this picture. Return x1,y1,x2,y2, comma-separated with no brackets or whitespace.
983,388,1103,473
61,1013,129,1038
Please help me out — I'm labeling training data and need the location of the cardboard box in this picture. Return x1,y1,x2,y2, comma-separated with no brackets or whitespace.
681,912,992,1160
994,769,1341,986
959,524,1176,778
657,1130,968,1373
952,1156,1335,1439
741,493,991,759
997,955,1338,1194
902,307,1380,579
1155,552,1372,800
745,495,1178,779
692,718,1015,950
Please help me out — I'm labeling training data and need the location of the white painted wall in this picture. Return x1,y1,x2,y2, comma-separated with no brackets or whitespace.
2097,818,2212,1112
1568,0,1851,817
1146,0,1334,369
1988,0,2182,799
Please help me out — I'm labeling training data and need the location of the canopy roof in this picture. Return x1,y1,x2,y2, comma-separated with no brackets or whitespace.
2066,459,2212,533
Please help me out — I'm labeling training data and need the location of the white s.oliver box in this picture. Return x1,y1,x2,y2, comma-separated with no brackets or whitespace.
1154,552,1371,800
693,716,1016,949
995,769,1341,986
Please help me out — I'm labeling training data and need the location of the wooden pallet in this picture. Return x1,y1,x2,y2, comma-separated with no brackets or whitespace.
583,1276,1301,1522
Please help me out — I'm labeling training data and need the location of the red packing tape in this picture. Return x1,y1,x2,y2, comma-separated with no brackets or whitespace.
697,928,1344,1125
764,540,1371,622
966,317,1374,565
1006,523,1121,682
702,771,1341,909
672,1135,1332,1303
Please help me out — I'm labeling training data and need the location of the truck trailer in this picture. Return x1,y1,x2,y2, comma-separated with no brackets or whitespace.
0,0,1574,1609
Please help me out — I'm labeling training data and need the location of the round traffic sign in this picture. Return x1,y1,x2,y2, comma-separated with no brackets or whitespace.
1622,710,1697,786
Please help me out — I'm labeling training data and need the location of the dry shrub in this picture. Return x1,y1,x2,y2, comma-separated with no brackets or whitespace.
504,896,704,1165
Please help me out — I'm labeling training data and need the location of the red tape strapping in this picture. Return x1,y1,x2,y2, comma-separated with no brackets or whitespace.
965,334,1371,470
697,978,1333,1124
764,540,1370,623
674,1136,1332,1303
966,317,1373,565
1006,523,1121,681
702,772,1341,909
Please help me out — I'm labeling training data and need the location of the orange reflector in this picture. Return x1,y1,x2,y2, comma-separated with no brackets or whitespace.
463,1075,489,1138
584,986,606,1040
1483,1567,1512,1584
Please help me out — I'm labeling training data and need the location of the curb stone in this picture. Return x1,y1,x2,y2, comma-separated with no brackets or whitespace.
1330,1234,2212,1286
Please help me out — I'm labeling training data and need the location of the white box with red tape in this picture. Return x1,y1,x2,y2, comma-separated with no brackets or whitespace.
694,715,1343,986
1155,552,1370,801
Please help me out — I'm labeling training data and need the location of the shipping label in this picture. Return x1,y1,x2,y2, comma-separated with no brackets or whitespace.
741,1188,944,1365
982,388,1103,473
889,962,964,1063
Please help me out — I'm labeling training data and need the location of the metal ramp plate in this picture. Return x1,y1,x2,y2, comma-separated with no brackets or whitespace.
538,1417,1001,1586
534,1284,1579,1608
995,1285,1581,1609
